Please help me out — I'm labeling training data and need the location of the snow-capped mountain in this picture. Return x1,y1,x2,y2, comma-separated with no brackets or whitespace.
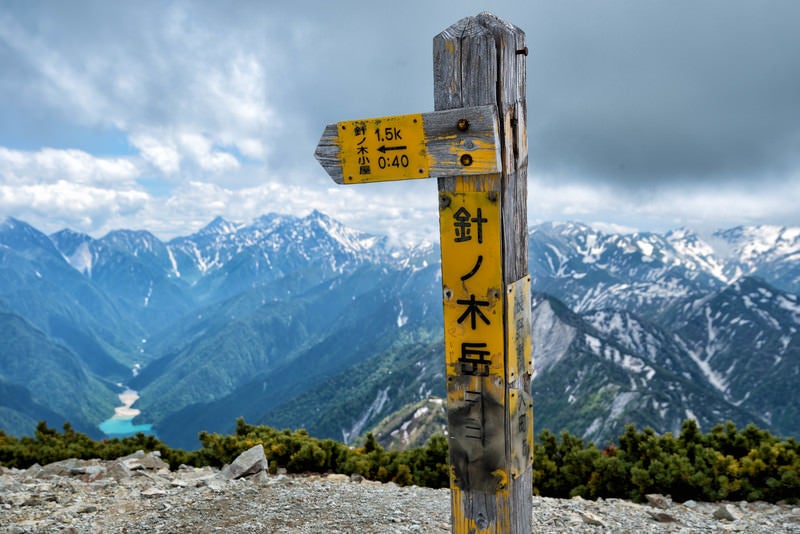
529,223,724,317
674,277,799,429
1,212,404,436
711,225,800,294
528,222,800,315
0,214,798,448
165,210,389,285
529,293,761,445
52,210,391,292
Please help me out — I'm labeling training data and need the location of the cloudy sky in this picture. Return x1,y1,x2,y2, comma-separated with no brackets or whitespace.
1,1,799,243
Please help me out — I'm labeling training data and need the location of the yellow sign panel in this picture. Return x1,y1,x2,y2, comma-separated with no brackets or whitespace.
337,113,429,183
439,192,503,378
507,275,533,477
440,191,508,494
506,275,532,382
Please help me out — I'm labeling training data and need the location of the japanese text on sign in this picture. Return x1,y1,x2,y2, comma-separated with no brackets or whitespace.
440,192,503,379
439,191,507,488
337,114,429,183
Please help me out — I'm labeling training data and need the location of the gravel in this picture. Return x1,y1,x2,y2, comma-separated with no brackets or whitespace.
2,451,799,533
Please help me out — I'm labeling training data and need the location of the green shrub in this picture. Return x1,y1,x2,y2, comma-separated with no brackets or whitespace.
1,418,797,503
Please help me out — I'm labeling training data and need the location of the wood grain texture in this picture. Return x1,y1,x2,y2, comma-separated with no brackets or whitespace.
314,106,501,184
434,12,531,534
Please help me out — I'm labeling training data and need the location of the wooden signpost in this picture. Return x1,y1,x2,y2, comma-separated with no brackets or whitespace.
316,13,532,534
315,106,502,184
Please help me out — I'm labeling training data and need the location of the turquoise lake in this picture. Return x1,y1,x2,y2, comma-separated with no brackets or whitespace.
98,388,156,438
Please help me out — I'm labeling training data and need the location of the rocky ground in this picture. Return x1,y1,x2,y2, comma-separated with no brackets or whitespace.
2,446,799,533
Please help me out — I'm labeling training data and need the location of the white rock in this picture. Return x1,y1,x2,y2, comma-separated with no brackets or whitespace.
107,460,132,481
204,477,228,492
580,511,606,527
713,504,741,521
220,444,268,480
141,487,167,497
645,493,671,509
0,474,22,492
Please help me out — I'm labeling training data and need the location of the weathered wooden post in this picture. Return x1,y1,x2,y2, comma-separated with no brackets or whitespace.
315,12,531,533
434,14,532,534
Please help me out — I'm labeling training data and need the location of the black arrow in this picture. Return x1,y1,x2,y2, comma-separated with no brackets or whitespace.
377,145,407,153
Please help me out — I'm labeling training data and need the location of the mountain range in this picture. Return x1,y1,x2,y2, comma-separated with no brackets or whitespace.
0,213,797,450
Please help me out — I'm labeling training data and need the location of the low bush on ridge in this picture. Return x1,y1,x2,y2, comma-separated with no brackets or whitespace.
1,418,797,503
533,420,798,503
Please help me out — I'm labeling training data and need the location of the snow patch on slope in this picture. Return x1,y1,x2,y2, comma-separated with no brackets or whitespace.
341,386,390,445
66,241,94,277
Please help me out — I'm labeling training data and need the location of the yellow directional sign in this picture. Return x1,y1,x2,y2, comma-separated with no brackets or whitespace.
337,114,428,183
314,105,501,184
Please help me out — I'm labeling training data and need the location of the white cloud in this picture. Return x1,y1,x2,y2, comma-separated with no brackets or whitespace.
1,4,277,182
122,176,440,244
236,138,266,160
129,134,181,175
129,130,243,176
206,55,274,142
178,133,240,173
2,2,800,242
529,173,800,233
0,14,117,128
0,180,148,232
0,147,139,186
644,182,800,230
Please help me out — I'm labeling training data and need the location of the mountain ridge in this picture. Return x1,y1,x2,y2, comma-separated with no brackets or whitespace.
0,213,798,448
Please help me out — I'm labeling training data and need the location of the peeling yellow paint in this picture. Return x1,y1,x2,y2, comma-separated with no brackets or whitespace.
446,137,502,175
450,486,513,534
452,175,501,194
491,468,509,490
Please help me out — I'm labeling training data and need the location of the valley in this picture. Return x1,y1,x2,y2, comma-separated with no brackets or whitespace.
0,213,798,450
